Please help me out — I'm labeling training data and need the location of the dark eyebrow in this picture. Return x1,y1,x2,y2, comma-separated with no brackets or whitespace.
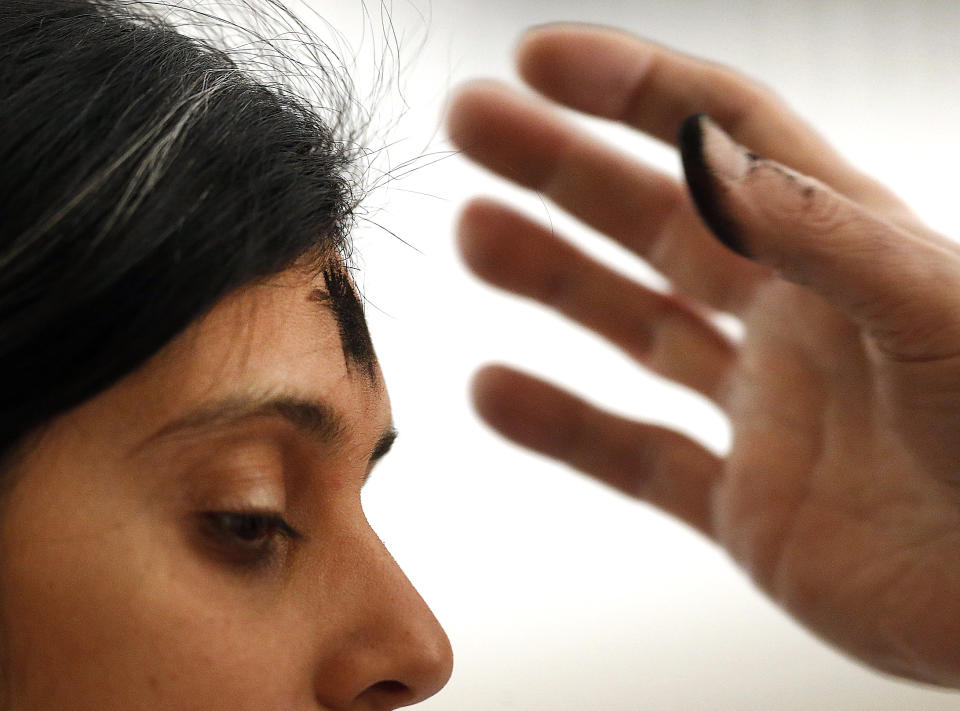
370,426,398,463
311,264,378,382
144,394,346,447
137,392,397,477
365,426,398,485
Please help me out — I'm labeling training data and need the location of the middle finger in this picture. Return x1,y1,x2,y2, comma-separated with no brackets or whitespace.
447,80,773,315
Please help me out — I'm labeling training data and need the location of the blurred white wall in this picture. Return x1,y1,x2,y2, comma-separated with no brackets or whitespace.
303,0,960,708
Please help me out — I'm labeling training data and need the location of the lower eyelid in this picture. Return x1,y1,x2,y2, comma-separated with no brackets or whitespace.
193,511,296,572
207,511,301,540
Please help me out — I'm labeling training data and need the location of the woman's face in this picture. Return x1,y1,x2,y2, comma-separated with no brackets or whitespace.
0,267,452,710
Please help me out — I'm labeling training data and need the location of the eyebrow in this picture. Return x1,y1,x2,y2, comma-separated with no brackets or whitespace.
140,392,398,479
311,264,378,382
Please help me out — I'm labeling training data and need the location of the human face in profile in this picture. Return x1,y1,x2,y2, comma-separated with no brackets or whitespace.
0,265,453,710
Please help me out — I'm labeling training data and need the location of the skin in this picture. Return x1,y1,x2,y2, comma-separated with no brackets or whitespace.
0,266,452,710
448,24,960,687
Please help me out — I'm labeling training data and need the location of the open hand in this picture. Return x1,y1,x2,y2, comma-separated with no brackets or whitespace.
447,24,960,687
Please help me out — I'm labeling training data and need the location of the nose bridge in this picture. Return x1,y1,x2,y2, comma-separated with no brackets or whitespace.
313,521,453,708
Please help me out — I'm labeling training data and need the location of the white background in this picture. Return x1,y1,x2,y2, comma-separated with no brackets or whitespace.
300,1,960,708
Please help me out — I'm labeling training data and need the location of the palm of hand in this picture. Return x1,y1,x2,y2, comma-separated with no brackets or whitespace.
449,25,960,687
721,276,960,684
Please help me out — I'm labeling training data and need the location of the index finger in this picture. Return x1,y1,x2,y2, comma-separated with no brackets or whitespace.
516,24,903,209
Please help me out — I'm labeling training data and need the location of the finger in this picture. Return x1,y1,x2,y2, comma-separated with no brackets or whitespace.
516,24,907,212
471,364,724,537
680,113,960,362
457,198,738,407
446,81,773,314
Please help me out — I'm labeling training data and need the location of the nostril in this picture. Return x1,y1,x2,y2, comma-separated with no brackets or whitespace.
368,680,409,697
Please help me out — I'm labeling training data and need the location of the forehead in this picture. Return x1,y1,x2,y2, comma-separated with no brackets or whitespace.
90,267,389,453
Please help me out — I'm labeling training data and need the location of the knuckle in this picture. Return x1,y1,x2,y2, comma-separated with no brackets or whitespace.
534,133,579,197
555,398,593,465
753,164,846,235
794,183,845,235
535,263,578,308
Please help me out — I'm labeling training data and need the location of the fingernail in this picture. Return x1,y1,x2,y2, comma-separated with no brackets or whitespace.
678,113,751,257
701,115,755,180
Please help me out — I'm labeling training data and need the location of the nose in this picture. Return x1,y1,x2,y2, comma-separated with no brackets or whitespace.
312,526,453,710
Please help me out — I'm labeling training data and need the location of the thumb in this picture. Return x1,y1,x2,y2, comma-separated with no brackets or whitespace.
678,113,960,362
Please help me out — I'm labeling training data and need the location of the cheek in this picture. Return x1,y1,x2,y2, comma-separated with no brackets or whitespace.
0,502,317,711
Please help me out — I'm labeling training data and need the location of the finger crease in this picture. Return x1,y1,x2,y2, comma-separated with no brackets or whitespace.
619,52,661,127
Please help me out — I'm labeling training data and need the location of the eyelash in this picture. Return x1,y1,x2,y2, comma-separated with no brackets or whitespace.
200,510,303,570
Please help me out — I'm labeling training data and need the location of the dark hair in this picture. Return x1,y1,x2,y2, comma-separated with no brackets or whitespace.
0,0,375,462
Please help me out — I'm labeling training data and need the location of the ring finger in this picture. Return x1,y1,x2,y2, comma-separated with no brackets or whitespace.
457,198,739,407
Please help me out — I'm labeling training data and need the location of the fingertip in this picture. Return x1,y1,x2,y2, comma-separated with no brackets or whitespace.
454,196,494,236
446,78,502,104
469,363,522,423
469,364,573,456
515,25,658,120
514,24,568,82
444,81,483,143
454,197,505,276
515,22,583,54
678,112,751,258
455,195,500,222
444,79,508,148
515,22,629,64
